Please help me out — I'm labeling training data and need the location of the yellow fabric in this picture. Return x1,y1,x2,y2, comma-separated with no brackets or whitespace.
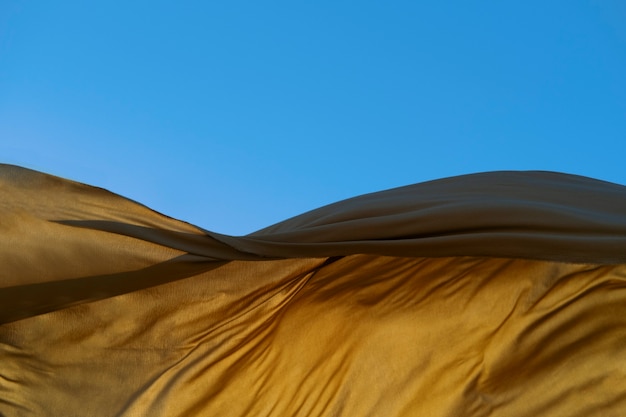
1,164,626,416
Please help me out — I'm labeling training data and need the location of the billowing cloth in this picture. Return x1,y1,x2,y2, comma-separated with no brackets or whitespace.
1,164,625,416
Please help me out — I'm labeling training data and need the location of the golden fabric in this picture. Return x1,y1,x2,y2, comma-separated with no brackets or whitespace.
1,164,626,416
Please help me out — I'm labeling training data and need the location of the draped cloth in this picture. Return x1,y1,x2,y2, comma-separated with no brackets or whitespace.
1,164,626,416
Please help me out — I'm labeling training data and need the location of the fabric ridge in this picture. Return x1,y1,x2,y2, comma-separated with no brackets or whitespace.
1,164,625,416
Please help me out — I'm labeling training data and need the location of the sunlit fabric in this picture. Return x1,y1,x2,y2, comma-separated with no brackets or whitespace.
1,164,626,416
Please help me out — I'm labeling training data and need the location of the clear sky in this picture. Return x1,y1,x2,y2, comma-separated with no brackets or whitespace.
2,1,625,235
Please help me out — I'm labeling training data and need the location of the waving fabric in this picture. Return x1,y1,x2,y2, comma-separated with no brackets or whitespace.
1,164,625,416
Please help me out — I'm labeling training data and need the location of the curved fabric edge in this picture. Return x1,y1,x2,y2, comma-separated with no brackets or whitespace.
2,164,626,265
239,170,626,263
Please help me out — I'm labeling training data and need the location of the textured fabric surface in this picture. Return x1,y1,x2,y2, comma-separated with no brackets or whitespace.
1,164,626,416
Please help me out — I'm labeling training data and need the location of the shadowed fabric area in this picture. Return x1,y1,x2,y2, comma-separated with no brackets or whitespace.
1,164,626,416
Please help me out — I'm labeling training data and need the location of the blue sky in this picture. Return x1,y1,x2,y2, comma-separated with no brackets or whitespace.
2,1,625,235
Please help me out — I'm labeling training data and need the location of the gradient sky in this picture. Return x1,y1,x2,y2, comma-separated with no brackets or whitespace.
2,1,625,235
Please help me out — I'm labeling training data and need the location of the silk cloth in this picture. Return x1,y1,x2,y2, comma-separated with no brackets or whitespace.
1,164,626,416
